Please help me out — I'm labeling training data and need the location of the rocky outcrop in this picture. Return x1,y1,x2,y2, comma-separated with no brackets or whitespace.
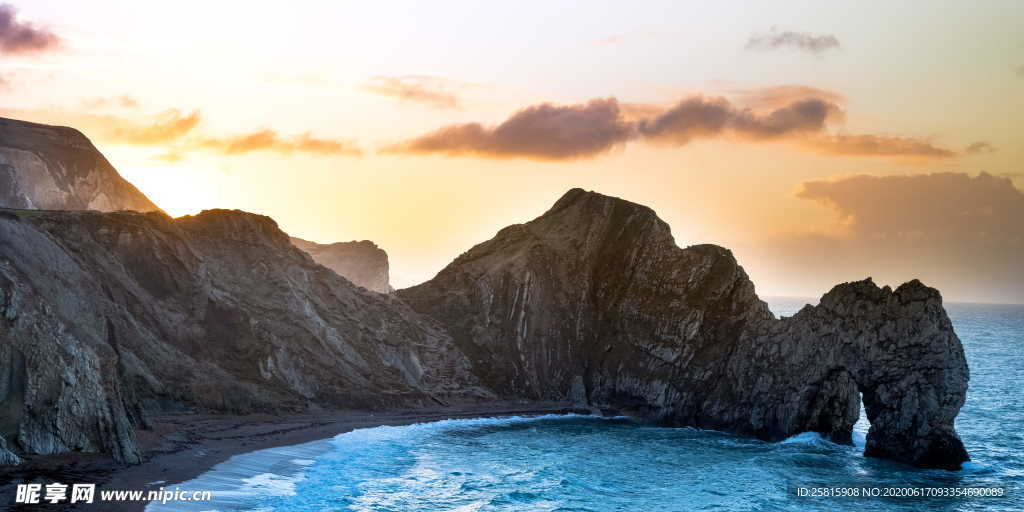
0,117,160,212
0,208,487,464
0,179,970,470
399,188,970,469
290,237,393,293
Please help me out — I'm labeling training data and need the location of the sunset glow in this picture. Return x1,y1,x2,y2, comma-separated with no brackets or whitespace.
2,0,1021,301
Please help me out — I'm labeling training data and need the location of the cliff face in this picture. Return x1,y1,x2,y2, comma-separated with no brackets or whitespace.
0,167,971,470
0,208,486,464
290,237,393,293
0,117,159,212
399,188,970,469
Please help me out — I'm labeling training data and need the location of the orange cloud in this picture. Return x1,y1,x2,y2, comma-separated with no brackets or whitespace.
797,134,956,159
193,130,362,156
2,105,362,159
83,95,140,110
106,109,201,145
361,75,460,109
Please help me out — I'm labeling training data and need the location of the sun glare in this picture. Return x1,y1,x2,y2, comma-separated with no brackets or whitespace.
118,165,226,218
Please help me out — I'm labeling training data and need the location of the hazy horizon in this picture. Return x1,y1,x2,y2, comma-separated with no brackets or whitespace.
1,1,1021,303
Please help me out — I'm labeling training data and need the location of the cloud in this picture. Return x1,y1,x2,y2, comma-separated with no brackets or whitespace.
796,172,1024,239
383,98,632,160
965,141,997,155
746,27,840,54
797,134,956,158
105,109,201,145
193,130,362,156
637,96,840,144
1,106,362,158
748,172,1024,303
361,75,460,109
730,85,846,111
0,3,60,54
1017,65,1024,77
152,151,184,163
387,91,932,161
83,95,140,110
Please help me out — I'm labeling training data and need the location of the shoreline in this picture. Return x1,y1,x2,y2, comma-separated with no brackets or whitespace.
0,401,586,511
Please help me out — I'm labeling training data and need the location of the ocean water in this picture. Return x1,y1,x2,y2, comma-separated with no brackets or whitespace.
151,300,1024,512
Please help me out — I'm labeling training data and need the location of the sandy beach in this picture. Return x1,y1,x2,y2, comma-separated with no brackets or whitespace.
0,402,585,511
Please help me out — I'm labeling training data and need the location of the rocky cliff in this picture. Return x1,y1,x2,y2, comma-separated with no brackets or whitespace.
0,177,971,470
0,208,486,464
290,237,393,293
0,117,159,212
399,188,970,469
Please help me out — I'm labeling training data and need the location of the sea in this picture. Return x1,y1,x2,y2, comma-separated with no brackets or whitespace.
149,299,1024,511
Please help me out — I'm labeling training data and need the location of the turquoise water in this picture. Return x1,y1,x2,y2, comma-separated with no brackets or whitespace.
153,301,1024,511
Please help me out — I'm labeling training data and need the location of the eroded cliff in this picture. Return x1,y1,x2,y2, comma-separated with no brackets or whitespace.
0,208,486,464
0,117,160,212
290,237,393,293
399,188,970,469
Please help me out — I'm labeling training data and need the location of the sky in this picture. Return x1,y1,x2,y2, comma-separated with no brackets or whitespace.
1,1,1022,303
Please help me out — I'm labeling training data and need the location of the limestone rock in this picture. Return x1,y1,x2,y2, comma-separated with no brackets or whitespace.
0,117,159,212
290,237,393,293
399,188,970,469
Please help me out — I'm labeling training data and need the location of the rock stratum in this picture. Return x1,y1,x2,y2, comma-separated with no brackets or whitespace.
0,208,487,465
0,119,970,470
290,237,393,294
0,117,160,212
400,188,970,469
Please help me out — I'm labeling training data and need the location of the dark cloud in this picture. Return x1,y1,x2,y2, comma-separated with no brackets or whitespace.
106,109,201,145
965,141,997,155
637,96,842,144
798,134,956,158
194,130,362,156
746,28,840,54
770,172,1024,303
796,172,1024,239
0,3,59,55
634,96,733,144
383,98,632,160
361,75,460,109
746,172,1024,303
385,93,960,161
388,91,869,160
